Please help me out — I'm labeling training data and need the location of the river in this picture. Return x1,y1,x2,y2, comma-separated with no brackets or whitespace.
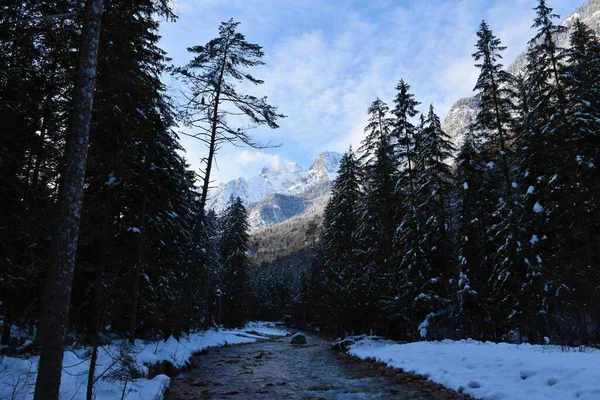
167,332,440,399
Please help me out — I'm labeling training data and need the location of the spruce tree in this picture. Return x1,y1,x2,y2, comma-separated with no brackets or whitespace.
34,1,104,397
311,149,361,333
454,129,496,339
355,98,399,333
555,19,600,341
219,197,250,328
517,0,573,340
386,80,423,338
471,21,522,339
399,105,455,340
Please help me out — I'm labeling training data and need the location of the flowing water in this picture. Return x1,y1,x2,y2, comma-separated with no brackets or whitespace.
168,332,435,399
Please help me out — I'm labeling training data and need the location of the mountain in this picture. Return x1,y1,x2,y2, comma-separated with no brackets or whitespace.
442,0,600,143
207,151,343,229
441,97,480,148
248,193,307,230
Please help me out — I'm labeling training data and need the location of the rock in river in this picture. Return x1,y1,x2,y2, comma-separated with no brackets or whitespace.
290,333,307,345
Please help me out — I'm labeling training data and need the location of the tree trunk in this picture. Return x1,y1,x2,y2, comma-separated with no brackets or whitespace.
33,1,104,398
175,39,230,337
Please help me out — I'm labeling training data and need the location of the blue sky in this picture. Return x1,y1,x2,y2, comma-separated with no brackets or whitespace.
159,0,586,183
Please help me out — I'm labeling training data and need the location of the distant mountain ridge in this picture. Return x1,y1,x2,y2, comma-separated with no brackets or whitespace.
442,0,600,144
207,151,343,229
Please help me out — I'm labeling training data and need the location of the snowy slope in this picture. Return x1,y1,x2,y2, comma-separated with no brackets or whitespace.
443,0,600,144
208,151,342,229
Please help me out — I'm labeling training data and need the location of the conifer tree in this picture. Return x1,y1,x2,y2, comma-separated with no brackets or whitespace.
355,99,398,332
175,20,283,333
219,197,250,328
311,149,361,332
517,0,573,339
454,129,496,339
175,19,285,213
34,0,104,397
471,21,523,338
554,19,600,340
386,80,423,337
399,105,455,340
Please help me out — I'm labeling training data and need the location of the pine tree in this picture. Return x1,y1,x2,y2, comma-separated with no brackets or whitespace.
454,129,496,339
219,197,250,328
175,19,285,213
174,20,284,334
399,105,455,340
34,1,104,398
471,21,523,339
554,19,600,341
517,0,573,341
386,80,423,338
355,98,399,333
311,149,361,333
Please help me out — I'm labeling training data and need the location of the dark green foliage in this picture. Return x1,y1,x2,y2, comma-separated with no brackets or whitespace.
470,21,523,340
218,197,250,328
309,149,362,333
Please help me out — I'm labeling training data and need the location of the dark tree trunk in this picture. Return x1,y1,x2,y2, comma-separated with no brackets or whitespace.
33,1,104,399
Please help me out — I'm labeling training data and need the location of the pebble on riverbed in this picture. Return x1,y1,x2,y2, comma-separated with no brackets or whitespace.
290,333,307,345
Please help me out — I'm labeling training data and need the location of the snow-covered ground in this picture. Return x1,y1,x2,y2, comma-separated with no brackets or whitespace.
0,321,288,400
347,337,600,400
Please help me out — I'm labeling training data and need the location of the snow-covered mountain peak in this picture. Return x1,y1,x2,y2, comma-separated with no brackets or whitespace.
310,151,343,176
207,151,343,228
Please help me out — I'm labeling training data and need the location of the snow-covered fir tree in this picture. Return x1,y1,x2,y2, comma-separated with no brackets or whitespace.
310,149,362,333
355,99,400,333
470,20,523,339
219,197,250,328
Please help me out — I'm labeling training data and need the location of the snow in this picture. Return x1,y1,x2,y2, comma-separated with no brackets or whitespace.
0,322,288,400
533,202,544,214
418,313,435,338
347,338,600,400
207,151,342,230
105,172,117,186
463,182,469,190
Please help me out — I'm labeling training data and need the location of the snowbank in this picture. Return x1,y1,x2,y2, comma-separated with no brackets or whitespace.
0,321,288,400
347,338,600,400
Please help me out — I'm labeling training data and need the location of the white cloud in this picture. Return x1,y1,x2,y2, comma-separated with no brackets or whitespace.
212,150,286,183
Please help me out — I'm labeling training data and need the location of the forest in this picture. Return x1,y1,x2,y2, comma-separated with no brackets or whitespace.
307,6,600,344
0,0,599,398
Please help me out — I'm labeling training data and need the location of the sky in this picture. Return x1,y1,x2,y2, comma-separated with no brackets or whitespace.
159,0,587,184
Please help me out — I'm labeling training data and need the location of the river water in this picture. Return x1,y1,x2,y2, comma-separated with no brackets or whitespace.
168,332,435,399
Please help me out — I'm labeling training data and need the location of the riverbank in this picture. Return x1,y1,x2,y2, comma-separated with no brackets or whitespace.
346,336,600,400
0,322,288,400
